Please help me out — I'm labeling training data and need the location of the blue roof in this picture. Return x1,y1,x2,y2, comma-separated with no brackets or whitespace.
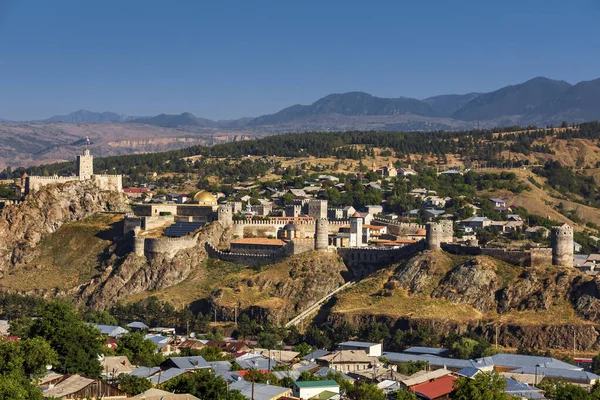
148,368,187,385
215,370,243,383
130,366,160,378
457,367,481,378
236,356,274,371
339,341,380,348
302,349,330,361
127,321,149,329
163,356,211,370
92,324,128,337
511,366,599,383
382,352,476,370
208,361,232,373
229,381,290,400
485,354,581,370
404,347,449,355
315,367,353,381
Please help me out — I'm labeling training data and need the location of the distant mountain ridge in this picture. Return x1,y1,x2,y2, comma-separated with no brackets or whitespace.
24,76,600,130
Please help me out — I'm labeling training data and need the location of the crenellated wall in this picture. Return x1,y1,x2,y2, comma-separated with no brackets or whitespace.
442,243,554,267
231,219,348,239
372,216,425,235
205,242,284,266
26,176,78,193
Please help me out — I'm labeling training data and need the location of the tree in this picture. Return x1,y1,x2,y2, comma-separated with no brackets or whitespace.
26,302,105,377
391,390,418,400
538,379,590,400
344,381,386,400
451,337,479,359
0,338,57,400
451,372,513,400
116,332,163,366
118,373,152,396
162,369,247,400
293,343,315,358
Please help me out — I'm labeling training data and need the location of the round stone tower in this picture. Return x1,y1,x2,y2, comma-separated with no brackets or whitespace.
315,218,329,251
426,222,443,251
551,224,573,267
218,203,233,228
133,228,145,257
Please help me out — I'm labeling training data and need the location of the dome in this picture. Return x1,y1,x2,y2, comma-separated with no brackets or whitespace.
350,211,361,218
193,190,217,204
283,223,297,231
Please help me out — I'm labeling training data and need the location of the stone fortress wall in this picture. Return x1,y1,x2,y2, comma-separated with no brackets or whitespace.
231,219,348,239
25,148,122,194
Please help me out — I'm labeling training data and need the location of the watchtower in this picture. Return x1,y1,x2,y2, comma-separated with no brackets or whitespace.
218,203,233,228
308,199,328,220
315,219,329,251
426,222,443,251
77,148,94,180
551,224,573,267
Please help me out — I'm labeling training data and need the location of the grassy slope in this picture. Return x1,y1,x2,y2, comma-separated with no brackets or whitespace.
1,213,124,291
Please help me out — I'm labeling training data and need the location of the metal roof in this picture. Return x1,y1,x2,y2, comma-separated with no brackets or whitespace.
339,341,380,348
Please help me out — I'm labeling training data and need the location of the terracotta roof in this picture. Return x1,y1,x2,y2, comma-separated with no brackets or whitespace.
416,229,427,235
123,188,151,193
411,375,457,399
350,211,362,218
231,238,285,246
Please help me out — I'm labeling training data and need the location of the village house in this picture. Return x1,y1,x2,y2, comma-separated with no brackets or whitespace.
459,216,492,229
293,380,340,399
338,341,383,357
316,350,375,373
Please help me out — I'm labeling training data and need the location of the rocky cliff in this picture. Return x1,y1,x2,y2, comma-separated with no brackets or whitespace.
0,180,129,274
331,252,600,350
82,221,232,309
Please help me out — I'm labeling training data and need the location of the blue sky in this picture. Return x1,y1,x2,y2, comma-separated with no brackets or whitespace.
0,0,599,120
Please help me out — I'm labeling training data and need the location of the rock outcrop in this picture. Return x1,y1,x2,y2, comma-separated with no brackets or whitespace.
0,180,129,274
82,221,232,309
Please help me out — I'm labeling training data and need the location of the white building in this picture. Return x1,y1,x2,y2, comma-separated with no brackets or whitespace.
338,341,383,357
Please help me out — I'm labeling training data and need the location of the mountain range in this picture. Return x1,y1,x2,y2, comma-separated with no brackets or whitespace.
8,76,599,131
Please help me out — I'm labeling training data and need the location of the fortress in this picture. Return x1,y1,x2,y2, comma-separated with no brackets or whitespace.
22,149,122,195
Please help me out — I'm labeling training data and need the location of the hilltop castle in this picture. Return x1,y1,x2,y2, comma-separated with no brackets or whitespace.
16,149,122,196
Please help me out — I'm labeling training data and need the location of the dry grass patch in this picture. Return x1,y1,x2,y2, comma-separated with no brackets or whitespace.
1,213,123,291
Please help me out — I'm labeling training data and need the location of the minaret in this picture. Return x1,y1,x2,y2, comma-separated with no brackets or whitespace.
77,148,94,180
349,212,363,247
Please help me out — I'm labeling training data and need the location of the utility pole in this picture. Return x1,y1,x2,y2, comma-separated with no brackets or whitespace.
495,325,498,350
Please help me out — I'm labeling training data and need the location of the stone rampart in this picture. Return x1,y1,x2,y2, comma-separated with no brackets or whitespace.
91,174,123,192
144,236,197,259
338,241,426,277
372,216,425,235
26,176,78,193
205,242,283,266
442,243,554,267
232,219,348,239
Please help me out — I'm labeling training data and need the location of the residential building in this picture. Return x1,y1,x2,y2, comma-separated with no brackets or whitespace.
293,380,340,399
229,380,292,400
338,341,383,357
316,350,374,372
42,375,126,399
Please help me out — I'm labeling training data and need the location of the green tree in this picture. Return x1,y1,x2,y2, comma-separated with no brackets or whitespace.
391,390,418,400
162,369,247,400
116,332,163,366
451,372,513,400
344,381,386,400
538,379,590,400
26,302,104,377
118,373,152,396
293,343,315,358
451,337,479,359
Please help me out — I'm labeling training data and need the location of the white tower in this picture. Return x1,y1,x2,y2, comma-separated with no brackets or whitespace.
349,212,363,247
77,148,94,180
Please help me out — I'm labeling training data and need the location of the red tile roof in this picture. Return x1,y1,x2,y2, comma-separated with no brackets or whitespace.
411,375,457,399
